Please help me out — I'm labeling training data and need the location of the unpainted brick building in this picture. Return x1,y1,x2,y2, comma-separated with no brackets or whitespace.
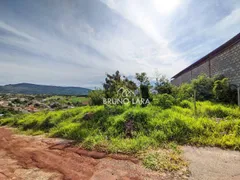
171,33,240,86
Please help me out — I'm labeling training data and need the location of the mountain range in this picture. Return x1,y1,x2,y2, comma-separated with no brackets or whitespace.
0,83,91,96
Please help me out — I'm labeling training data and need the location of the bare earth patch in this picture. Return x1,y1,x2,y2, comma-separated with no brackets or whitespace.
0,127,172,180
183,146,240,180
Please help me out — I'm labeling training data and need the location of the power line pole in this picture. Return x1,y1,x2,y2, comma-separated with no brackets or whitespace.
238,85,240,107
194,89,197,117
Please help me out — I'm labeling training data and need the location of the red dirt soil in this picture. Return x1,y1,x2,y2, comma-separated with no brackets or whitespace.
0,127,170,180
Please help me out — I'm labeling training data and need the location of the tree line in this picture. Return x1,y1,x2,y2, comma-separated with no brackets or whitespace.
89,71,239,107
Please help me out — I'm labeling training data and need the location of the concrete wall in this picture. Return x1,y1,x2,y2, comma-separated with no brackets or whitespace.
172,41,240,86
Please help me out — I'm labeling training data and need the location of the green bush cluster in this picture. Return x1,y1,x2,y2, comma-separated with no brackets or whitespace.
174,74,238,104
88,89,105,105
153,94,176,109
89,72,238,111
213,78,237,104
179,100,192,109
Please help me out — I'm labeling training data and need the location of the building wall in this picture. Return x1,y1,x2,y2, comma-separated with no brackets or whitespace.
171,71,191,86
172,41,240,86
191,60,210,79
211,41,240,85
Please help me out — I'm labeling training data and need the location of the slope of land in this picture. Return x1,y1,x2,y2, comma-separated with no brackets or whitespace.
1,100,240,179
0,94,89,115
2,127,240,180
0,83,91,96
0,127,170,180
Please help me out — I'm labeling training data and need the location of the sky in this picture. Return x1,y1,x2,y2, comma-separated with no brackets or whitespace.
0,0,240,88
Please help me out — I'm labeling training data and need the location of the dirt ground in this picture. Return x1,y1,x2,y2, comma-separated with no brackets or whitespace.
0,127,171,180
183,146,240,180
2,127,240,180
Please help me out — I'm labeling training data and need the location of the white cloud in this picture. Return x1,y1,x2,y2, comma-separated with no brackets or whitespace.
100,0,188,77
0,21,37,41
206,8,240,39
0,0,239,87
153,0,181,14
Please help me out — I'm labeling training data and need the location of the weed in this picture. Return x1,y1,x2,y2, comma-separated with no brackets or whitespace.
1,101,240,153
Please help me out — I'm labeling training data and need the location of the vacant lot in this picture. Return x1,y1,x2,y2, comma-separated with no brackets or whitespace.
0,127,170,180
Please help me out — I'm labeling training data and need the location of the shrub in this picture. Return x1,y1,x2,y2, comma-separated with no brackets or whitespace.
213,78,238,104
179,100,192,109
229,84,238,104
213,78,230,103
191,74,213,101
205,106,229,118
88,89,105,105
154,94,176,109
175,83,193,101
161,117,192,143
122,110,151,137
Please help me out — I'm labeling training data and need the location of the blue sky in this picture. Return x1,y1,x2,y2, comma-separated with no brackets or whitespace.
0,0,240,88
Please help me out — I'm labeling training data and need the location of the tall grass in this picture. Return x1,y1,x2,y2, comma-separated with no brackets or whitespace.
1,101,240,153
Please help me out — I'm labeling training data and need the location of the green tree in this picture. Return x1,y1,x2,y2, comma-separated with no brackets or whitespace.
136,72,150,86
103,71,137,98
136,72,151,107
154,74,173,94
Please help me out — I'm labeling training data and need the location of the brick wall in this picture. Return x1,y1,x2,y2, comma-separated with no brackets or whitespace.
172,41,240,85
211,41,240,85
191,60,210,79
171,71,191,86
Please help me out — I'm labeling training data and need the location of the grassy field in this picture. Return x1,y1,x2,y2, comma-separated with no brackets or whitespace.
1,100,239,173
1,101,240,152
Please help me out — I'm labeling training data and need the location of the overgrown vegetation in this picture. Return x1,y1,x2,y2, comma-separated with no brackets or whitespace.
1,72,239,174
173,74,238,104
1,101,240,151
141,145,188,173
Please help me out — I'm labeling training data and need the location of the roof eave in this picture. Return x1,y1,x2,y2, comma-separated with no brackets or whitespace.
172,32,240,79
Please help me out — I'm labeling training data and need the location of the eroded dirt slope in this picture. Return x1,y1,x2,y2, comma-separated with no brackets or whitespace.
0,127,169,180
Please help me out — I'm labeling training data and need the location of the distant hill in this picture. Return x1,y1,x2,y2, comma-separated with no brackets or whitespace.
0,83,91,96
